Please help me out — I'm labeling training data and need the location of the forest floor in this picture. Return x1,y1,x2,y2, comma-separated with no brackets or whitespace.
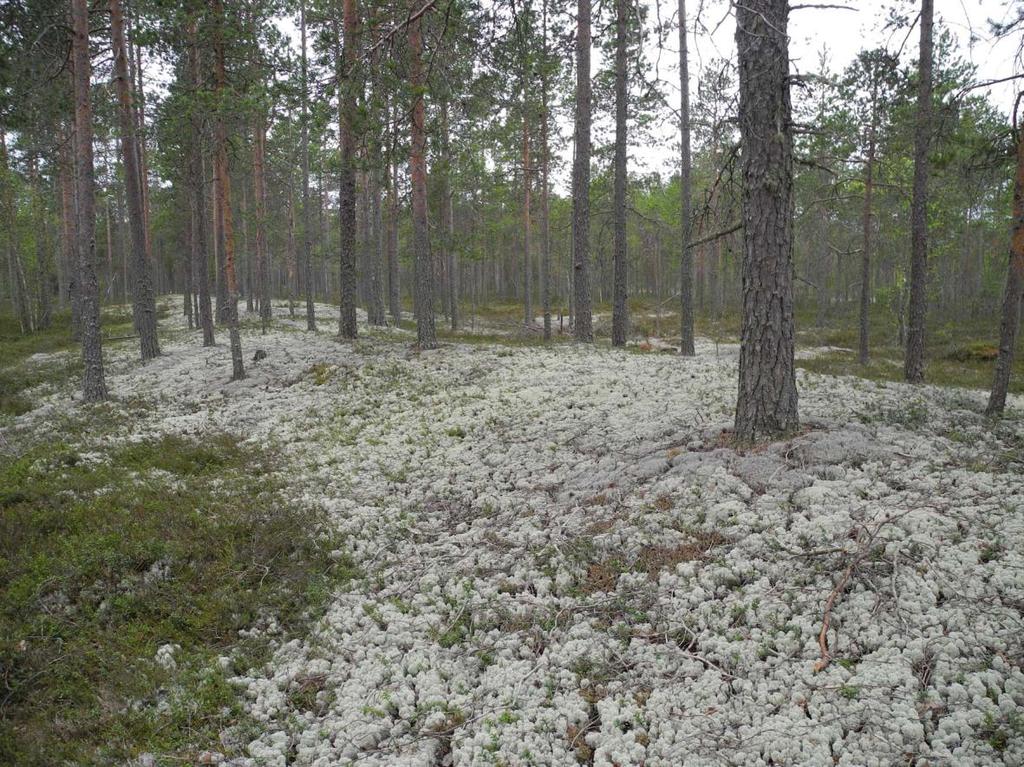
2,299,1023,766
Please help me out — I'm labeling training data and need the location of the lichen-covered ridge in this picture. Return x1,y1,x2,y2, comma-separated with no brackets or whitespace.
7,303,1023,766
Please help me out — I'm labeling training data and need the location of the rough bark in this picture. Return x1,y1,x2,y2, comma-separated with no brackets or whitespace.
187,20,214,347
522,94,532,328
367,164,387,325
338,0,359,339
571,0,593,342
300,0,316,330
212,0,244,380
408,5,436,349
904,0,933,383
71,0,107,400
110,0,160,360
540,0,551,340
986,125,1024,415
387,109,401,325
611,0,628,346
678,0,695,355
254,106,271,333
733,0,798,441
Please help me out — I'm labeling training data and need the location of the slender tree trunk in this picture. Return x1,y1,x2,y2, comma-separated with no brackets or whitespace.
678,0,695,355
387,109,401,325
986,125,1024,415
1,132,33,334
439,98,457,330
183,190,194,329
187,21,214,347
540,0,551,340
254,106,271,333
110,0,160,360
131,23,154,283
522,96,532,327
408,3,436,349
243,183,253,313
287,175,298,318
59,140,79,329
733,0,798,441
300,0,316,330
337,0,359,338
212,0,244,379
367,163,387,325
30,156,54,330
71,0,107,400
904,0,933,383
859,92,877,366
611,0,628,346
572,0,593,342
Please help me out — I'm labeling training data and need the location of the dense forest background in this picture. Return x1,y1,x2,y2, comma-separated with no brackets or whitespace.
0,0,1020,387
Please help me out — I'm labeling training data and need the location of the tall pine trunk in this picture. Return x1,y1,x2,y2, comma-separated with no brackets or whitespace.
986,123,1024,415
540,0,551,340
187,20,214,347
387,106,401,325
678,0,695,355
71,0,107,400
110,0,160,360
408,3,436,349
300,0,316,330
611,0,628,346
571,0,593,342
211,0,244,380
254,106,271,333
733,0,798,441
904,0,933,383
337,0,359,339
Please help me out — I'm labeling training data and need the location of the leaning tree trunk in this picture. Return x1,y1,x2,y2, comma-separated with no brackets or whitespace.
611,0,628,347
678,0,695,355
733,0,798,442
571,0,593,342
110,0,160,360
212,0,244,380
71,0,107,400
408,3,436,349
904,0,933,383
986,122,1024,416
337,0,359,339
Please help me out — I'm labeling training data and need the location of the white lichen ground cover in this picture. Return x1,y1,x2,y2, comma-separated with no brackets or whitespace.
8,303,1024,766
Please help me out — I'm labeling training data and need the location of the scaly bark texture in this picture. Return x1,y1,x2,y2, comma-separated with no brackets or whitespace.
387,115,401,325
212,0,244,380
986,124,1024,415
71,0,107,401
300,0,316,330
678,0,695,356
408,5,436,349
338,0,359,339
540,0,551,340
571,0,593,343
254,107,271,333
611,0,628,347
733,0,798,442
904,0,933,383
110,0,160,360
187,20,214,347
